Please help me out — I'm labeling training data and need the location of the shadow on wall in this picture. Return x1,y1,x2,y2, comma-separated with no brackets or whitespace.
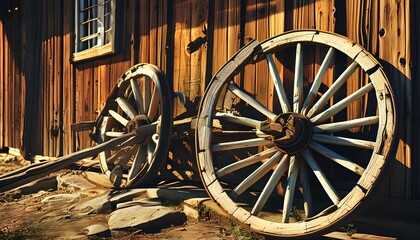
379,60,416,199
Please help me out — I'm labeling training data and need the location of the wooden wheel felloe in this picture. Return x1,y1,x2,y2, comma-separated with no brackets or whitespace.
97,63,172,188
196,30,396,238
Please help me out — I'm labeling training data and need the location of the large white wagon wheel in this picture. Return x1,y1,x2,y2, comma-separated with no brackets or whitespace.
196,30,396,238
98,63,172,188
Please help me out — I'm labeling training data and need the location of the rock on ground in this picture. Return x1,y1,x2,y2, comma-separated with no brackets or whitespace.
108,205,187,232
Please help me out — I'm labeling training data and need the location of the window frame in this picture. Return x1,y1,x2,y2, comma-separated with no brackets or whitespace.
73,0,116,62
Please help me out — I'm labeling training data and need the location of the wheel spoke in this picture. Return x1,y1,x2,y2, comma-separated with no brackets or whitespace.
105,131,125,138
215,112,264,129
130,79,145,114
293,43,304,113
266,54,290,113
298,159,312,218
143,78,151,115
147,142,156,165
211,138,273,152
216,148,278,177
312,134,375,150
147,86,159,121
106,147,129,164
309,142,365,175
313,116,379,133
282,156,299,223
115,145,138,167
311,83,374,124
302,47,335,115
109,110,129,126
128,147,147,181
251,153,289,215
307,62,359,118
230,152,283,198
116,97,137,119
302,150,340,204
228,84,277,120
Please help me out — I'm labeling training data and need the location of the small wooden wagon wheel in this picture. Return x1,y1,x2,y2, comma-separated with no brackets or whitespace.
196,30,396,238
97,63,172,188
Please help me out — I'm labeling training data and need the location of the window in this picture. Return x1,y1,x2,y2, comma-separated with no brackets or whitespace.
73,0,116,62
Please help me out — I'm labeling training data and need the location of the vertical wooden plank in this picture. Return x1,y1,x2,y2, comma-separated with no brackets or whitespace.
47,0,54,156
228,0,241,88
129,0,136,65
3,10,10,147
19,2,26,151
62,0,74,155
179,0,191,104
98,59,111,118
53,0,62,156
255,0,269,109
244,0,256,96
138,0,150,63
190,0,207,102
172,0,183,116
315,0,335,31
212,0,228,75
0,12,4,148
12,6,21,148
74,64,83,151
157,0,167,71
150,0,158,65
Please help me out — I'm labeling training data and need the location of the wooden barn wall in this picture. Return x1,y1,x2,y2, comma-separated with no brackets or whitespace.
0,2,24,152
0,0,416,199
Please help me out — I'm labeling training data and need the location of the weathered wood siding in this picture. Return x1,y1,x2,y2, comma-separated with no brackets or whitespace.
0,0,417,199
0,1,24,151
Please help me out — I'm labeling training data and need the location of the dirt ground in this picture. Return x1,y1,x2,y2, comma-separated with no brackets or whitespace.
0,150,263,240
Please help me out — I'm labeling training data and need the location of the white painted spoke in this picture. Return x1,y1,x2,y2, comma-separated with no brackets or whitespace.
216,148,278,177
282,156,299,223
311,83,374,124
312,134,375,150
230,152,283,198
266,54,290,113
109,110,129,126
130,79,145,115
211,138,273,152
105,131,125,138
251,154,288,215
143,78,151,115
307,62,359,118
293,43,303,113
298,159,312,218
147,142,156,165
302,47,335,115
116,97,137,120
147,86,159,121
228,84,277,120
309,141,365,175
128,147,147,181
302,150,340,205
215,112,264,129
313,116,379,133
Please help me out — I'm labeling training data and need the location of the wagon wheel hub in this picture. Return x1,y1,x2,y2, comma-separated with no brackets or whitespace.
126,115,150,145
262,113,312,154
